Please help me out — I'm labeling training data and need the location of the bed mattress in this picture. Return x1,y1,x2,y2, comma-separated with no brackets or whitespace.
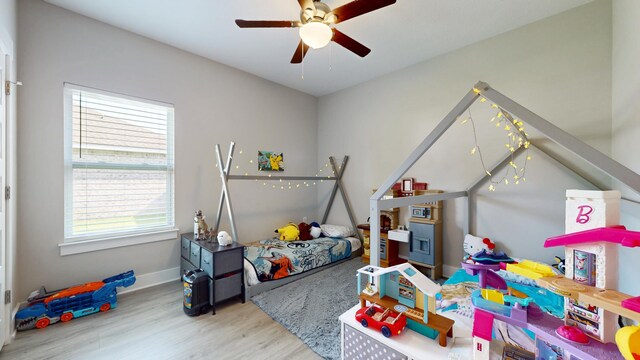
244,236,361,286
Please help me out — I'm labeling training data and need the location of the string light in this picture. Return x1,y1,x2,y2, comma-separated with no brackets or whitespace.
221,147,344,191
460,98,533,192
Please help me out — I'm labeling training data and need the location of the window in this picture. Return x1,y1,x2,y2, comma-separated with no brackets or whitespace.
64,84,175,243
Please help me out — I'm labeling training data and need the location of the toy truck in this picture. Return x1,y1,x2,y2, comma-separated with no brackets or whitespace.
15,270,136,330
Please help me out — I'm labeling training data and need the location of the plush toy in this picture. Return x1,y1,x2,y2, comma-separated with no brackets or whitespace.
275,222,299,241
217,231,233,246
463,234,496,263
298,222,313,241
310,222,322,238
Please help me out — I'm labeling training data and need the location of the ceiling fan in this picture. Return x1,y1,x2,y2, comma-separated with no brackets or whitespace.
235,0,397,64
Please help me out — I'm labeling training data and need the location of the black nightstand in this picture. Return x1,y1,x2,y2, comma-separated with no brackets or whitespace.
180,233,245,314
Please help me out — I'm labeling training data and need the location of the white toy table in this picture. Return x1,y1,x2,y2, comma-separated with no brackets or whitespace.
339,304,505,360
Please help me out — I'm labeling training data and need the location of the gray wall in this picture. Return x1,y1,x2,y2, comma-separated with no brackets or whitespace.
317,0,611,271
612,0,640,295
17,0,318,299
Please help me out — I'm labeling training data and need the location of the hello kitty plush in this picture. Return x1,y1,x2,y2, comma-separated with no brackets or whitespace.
463,234,496,263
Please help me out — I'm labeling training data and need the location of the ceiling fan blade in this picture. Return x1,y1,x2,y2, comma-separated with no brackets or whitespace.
332,29,371,57
332,0,396,24
298,0,315,10
235,19,299,28
291,40,310,64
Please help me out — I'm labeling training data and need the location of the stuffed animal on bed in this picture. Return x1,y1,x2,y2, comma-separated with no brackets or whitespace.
310,222,322,238
275,222,299,241
298,222,313,241
463,234,495,263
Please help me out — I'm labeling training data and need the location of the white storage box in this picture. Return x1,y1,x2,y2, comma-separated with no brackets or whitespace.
388,229,410,243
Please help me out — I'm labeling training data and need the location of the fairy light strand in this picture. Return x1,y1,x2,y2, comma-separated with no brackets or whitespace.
462,100,532,191
223,148,341,191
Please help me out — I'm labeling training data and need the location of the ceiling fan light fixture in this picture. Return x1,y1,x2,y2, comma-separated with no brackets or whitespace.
299,22,333,49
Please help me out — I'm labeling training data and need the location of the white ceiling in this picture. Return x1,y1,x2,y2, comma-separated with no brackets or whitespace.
45,0,592,97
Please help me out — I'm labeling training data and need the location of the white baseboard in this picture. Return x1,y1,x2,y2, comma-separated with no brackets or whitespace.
7,267,179,341
120,267,180,294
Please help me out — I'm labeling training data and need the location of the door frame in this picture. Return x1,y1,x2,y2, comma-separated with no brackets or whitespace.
0,35,17,346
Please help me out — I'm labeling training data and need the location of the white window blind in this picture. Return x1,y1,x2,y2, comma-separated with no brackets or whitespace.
64,84,175,242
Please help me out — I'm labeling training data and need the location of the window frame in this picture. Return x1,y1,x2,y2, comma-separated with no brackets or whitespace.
61,83,177,254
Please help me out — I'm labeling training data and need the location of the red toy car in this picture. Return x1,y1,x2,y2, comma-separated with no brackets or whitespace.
355,304,407,338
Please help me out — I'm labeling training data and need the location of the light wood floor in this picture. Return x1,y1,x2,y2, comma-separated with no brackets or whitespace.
0,281,322,360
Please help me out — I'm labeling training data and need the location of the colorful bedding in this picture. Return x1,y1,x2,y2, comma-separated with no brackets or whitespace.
244,237,352,282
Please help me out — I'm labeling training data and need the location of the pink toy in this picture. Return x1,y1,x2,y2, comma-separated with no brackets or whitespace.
622,297,640,313
556,325,590,344
544,226,640,249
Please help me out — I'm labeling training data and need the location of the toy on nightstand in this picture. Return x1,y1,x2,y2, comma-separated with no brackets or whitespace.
15,270,136,330
194,210,210,240
356,263,455,347
217,230,233,246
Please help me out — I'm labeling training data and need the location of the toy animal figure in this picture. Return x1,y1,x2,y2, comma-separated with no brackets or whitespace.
269,153,283,171
195,210,210,240
275,222,300,241
298,222,313,241
463,234,496,263
217,231,233,246
310,222,322,238
553,256,566,274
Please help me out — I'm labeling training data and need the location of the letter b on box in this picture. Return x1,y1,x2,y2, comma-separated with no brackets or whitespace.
565,190,620,234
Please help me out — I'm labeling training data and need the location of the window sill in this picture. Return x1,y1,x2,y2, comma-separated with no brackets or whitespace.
59,228,179,256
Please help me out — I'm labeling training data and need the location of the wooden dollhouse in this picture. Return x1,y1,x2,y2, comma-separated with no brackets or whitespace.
356,263,455,347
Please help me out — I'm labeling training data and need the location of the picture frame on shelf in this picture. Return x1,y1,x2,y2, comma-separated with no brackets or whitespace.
401,177,414,193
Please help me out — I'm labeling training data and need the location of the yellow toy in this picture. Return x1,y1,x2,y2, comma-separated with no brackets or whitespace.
275,222,299,241
615,325,640,360
269,153,283,171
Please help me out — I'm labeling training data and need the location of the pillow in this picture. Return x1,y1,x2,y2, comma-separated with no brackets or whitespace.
320,224,355,238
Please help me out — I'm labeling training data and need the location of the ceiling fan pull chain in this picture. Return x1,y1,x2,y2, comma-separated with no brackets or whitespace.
330,42,333,71
301,45,305,79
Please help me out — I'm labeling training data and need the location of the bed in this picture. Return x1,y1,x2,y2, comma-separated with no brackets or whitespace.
243,236,362,300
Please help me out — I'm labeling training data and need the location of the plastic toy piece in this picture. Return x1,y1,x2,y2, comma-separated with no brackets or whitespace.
544,225,640,249
503,260,555,280
615,326,640,360
460,262,506,290
481,289,503,304
355,304,407,338
470,249,514,265
622,296,640,313
15,270,136,331
556,325,590,344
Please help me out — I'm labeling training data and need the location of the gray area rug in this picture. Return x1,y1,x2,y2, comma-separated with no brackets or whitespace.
251,257,365,360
